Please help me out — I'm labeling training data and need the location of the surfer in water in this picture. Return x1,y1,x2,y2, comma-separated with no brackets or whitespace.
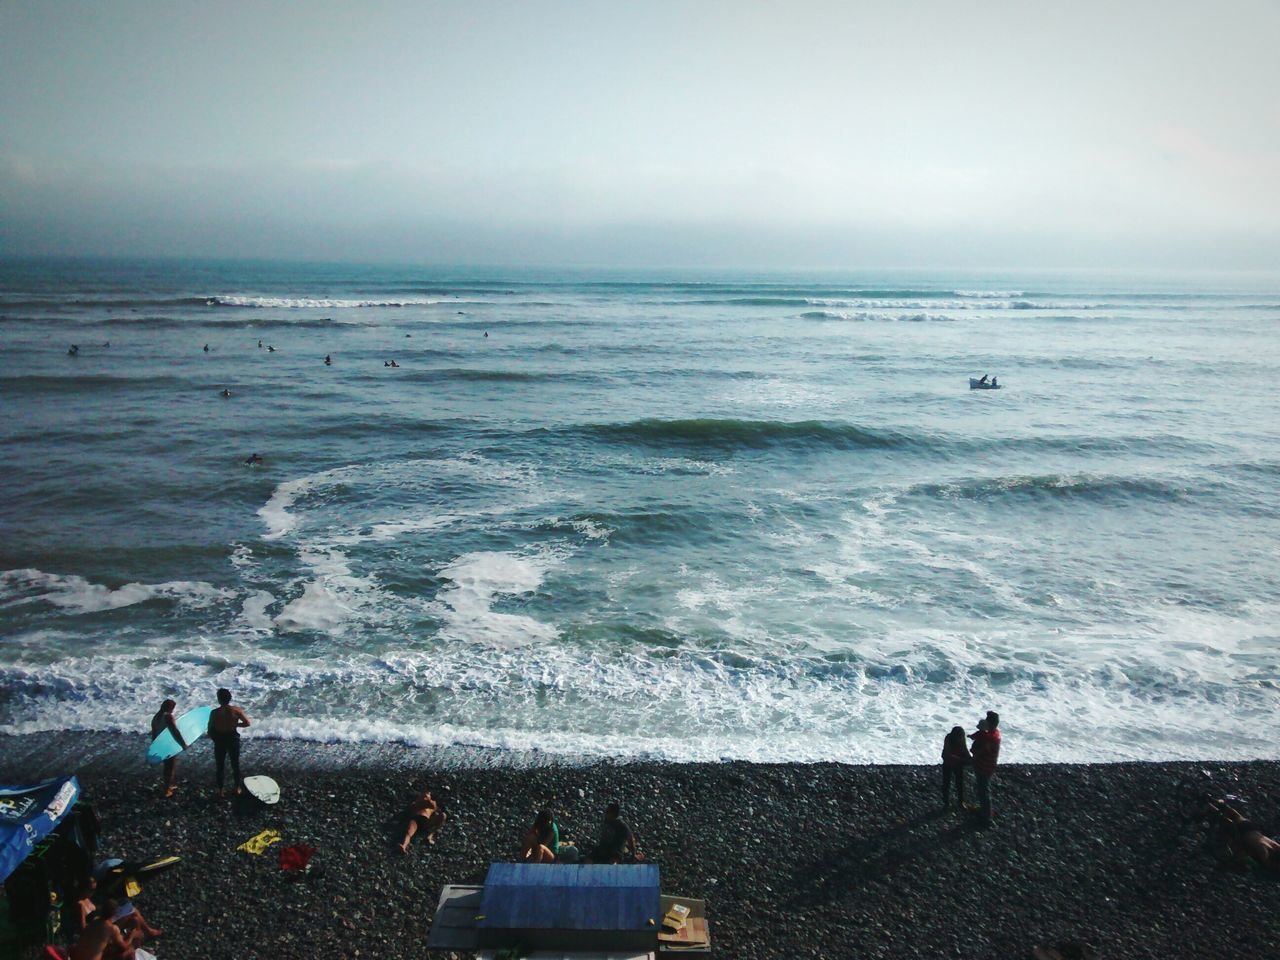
244,452,264,465
208,688,251,798
151,699,188,798
324,354,331,365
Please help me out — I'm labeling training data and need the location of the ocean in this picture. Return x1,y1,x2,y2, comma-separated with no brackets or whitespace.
2,258,1278,764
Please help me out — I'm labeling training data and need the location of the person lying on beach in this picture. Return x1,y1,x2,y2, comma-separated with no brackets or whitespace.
585,802,642,864
69,899,134,960
399,788,448,852
1207,799,1280,873
150,698,188,798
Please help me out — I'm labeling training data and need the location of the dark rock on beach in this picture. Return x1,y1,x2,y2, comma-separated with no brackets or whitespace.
2,739,1278,959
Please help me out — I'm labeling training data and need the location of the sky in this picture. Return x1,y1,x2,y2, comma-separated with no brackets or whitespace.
2,0,1278,269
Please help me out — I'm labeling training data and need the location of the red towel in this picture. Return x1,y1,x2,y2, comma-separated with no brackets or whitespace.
278,844,316,871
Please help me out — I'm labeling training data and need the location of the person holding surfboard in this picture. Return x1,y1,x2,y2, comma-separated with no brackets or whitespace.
150,699,188,799
208,688,251,798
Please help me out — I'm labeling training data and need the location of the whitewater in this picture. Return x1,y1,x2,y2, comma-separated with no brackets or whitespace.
2,259,1279,764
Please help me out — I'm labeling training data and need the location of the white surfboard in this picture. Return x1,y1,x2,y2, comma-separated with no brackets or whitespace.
243,775,280,805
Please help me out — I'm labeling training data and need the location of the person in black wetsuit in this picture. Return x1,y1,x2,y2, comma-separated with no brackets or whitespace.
586,802,643,863
208,687,250,798
324,354,331,366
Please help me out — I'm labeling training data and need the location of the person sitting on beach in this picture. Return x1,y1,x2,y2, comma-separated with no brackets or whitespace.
520,809,558,863
208,687,250,798
585,802,642,864
150,698,188,798
1206,799,1280,873
398,787,448,852
73,877,98,935
941,725,971,810
69,899,134,960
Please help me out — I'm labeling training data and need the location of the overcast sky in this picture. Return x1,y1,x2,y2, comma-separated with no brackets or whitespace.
2,1,1278,268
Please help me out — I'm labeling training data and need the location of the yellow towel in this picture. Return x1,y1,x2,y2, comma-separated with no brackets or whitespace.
237,829,283,855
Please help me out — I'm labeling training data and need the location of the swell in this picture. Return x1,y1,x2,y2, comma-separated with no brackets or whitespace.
563,417,916,451
899,471,1257,508
0,373,187,391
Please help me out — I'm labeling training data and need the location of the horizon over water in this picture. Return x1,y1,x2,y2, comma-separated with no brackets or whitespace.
2,257,1279,765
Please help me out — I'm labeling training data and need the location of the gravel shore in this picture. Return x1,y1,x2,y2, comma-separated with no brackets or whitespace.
3,737,1278,959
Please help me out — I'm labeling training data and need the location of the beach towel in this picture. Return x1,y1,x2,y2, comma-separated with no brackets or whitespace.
278,843,315,871
236,829,282,855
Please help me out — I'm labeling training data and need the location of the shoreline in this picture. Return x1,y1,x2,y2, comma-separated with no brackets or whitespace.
3,735,1279,958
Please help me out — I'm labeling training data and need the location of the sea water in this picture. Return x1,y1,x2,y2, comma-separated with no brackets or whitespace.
2,259,1278,763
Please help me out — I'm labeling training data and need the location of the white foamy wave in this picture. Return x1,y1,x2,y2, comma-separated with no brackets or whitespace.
274,581,351,632
2,615,1278,763
239,590,277,632
0,568,232,615
258,465,364,540
214,295,444,309
435,551,560,647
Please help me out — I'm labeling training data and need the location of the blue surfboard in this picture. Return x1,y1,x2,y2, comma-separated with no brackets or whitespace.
146,706,214,765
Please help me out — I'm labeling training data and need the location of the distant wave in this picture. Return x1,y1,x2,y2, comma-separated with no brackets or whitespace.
1,373,186,391
800,310,956,323
399,368,590,384
907,472,1204,505
569,418,914,451
211,295,454,309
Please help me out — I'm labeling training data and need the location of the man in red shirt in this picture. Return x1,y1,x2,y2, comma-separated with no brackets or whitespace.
969,710,1001,827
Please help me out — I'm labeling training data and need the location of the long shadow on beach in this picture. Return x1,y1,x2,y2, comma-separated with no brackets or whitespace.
788,807,974,906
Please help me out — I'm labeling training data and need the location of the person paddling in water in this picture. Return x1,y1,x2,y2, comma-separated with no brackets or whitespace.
150,699,188,798
208,687,250,798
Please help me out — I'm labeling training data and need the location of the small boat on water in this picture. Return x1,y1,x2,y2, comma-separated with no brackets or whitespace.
970,378,1002,390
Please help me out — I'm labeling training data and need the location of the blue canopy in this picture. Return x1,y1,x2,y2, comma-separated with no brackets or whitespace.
0,776,80,883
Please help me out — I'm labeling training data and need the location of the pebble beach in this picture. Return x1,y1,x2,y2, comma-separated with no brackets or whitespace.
4,736,1278,960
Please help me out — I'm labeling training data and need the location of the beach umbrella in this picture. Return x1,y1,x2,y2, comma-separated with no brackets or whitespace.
0,776,80,883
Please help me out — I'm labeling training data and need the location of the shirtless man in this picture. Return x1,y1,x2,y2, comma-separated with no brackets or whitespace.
150,699,188,798
70,899,135,960
208,687,250,798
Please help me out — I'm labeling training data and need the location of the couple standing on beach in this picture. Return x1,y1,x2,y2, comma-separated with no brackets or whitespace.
150,689,250,798
942,710,1001,826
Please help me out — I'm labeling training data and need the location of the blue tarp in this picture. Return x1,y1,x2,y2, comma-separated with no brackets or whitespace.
0,776,80,883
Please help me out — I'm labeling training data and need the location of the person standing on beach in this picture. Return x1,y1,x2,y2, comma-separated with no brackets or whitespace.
941,725,970,810
969,711,1002,826
208,687,250,798
150,699,188,799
